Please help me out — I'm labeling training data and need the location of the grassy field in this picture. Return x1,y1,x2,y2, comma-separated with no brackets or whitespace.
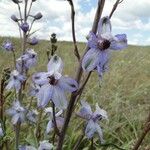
0,37,150,150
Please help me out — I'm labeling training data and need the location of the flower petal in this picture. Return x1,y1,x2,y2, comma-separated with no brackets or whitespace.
47,55,63,73
93,103,108,121
37,84,53,108
32,72,49,86
77,100,92,120
82,48,100,72
95,123,105,144
11,113,20,125
46,120,53,134
98,16,111,36
55,117,64,129
110,34,127,50
58,76,78,92
52,86,68,110
87,32,98,49
85,119,97,139
38,141,53,150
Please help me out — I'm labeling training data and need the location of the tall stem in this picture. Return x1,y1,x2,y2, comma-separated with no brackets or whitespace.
67,0,80,61
133,111,150,150
52,102,60,136
56,1,105,149
15,122,21,150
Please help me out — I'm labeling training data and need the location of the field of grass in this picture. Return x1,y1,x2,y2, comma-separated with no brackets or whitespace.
0,37,150,150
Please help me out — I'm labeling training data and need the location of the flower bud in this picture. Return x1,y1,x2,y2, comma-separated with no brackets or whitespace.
34,12,43,20
27,37,39,45
2,41,14,51
20,22,29,33
12,0,22,4
11,15,18,22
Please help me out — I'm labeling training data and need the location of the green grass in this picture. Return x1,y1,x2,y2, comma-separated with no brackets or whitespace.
0,37,150,150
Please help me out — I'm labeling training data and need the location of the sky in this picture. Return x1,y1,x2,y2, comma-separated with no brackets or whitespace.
0,0,150,45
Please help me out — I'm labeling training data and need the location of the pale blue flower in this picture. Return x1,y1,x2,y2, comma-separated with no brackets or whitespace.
26,110,38,123
2,40,14,51
0,123,4,137
16,49,37,71
38,140,53,150
32,55,78,109
6,70,26,91
19,141,53,150
6,100,26,125
82,16,127,78
28,37,39,45
77,101,108,143
45,107,64,134
29,84,40,97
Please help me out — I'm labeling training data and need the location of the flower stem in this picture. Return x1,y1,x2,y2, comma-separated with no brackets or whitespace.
52,102,60,136
67,0,80,61
132,111,150,150
35,108,43,142
15,122,21,150
56,1,105,149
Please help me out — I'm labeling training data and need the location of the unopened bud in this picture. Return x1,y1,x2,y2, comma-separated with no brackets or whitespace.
20,22,29,33
34,12,43,20
11,15,18,22
12,0,22,4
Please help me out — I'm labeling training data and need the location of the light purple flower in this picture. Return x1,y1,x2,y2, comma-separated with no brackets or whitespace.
2,40,14,51
6,70,26,91
29,84,40,97
19,145,36,150
77,100,108,143
28,37,39,45
6,100,26,125
26,110,38,123
20,22,29,33
82,16,127,78
32,55,78,109
45,107,64,134
19,141,53,150
38,141,53,150
0,123,4,137
16,49,37,71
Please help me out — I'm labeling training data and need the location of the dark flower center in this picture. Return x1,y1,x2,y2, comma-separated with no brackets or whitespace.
48,76,58,85
98,39,111,50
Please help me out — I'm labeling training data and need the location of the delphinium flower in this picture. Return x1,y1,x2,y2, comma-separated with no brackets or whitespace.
2,40,14,51
6,100,26,125
77,100,108,143
0,123,4,137
32,55,78,109
38,141,53,150
26,110,38,123
19,141,53,150
6,70,26,91
27,37,39,45
82,16,127,78
29,84,40,97
45,107,64,134
20,22,29,33
16,49,37,72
